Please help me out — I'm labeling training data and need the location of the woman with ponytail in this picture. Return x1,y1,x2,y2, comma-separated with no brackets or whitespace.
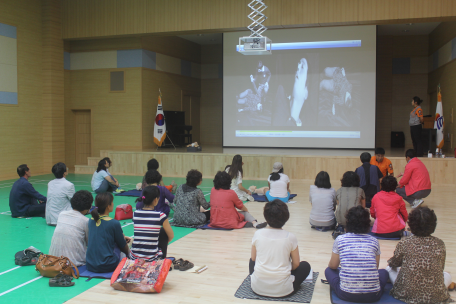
265,162,290,203
86,192,131,273
130,186,174,260
226,155,254,202
409,96,424,157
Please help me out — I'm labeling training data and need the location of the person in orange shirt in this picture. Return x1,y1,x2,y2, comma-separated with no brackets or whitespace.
370,147,394,180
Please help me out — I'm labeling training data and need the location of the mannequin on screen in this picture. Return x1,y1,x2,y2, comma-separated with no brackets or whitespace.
289,58,309,127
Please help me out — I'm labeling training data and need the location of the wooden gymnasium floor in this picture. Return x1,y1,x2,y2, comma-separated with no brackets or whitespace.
1,174,456,304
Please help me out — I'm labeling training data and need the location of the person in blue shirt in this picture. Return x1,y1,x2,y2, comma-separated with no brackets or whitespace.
86,192,131,273
91,158,121,194
9,164,47,218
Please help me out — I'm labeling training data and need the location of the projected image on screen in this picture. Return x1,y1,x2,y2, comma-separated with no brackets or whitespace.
224,26,376,149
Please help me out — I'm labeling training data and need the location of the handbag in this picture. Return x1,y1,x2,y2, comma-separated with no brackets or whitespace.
15,246,42,266
111,258,172,293
115,204,133,220
35,254,79,279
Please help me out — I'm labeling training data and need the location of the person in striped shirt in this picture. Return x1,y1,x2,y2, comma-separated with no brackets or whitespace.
325,206,389,302
130,186,174,261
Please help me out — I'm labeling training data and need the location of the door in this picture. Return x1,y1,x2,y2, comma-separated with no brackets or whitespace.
74,110,91,165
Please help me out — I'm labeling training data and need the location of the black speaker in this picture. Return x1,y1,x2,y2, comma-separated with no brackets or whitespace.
422,128,436,154
391,131,405,148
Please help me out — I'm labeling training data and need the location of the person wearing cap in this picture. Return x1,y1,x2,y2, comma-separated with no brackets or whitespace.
266,162,290,203
370,147,394,180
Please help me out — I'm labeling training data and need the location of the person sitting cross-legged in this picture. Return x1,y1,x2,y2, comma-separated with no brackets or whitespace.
91,158,121,194
370,176,409,238
49,190,93,266
136,170,174,217
46,162,75,226
325,206,389,303
250,199,311,297
9,164,47,218
309,171,336,231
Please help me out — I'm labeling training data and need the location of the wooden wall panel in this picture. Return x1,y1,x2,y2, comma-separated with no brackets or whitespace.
70,37,141,53
392,35,429,58
429,21,456,55
141,36,201,64
115,0,148,35
200,79,223,145
77,150,456,185
65,68,142,168
0,0,44,180
280,0,319,27
64,70,75,170
318,0,358,26
141,69,201,149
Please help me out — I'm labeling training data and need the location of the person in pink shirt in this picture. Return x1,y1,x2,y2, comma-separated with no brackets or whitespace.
371,176,409,238
396,149,431,209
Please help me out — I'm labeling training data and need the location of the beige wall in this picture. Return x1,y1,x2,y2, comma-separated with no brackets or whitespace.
375,35,429,149
428,21,456,155
0,0,44,180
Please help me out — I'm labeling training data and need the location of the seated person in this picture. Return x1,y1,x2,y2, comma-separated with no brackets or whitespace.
86,192,131,273
226,154,254,202
49,190,93,266
209,171,266,229
355,152,382,208
325,206,389,303
335,171,365,227
91,158,121,194
9,164,47,218
136,170,174,217
370,176,408,238
387,207,452,303
140,158,176,193
46,162,75,226
171,169,210,228
396,149,431,209
266,162,290,203
130,186,174,260
309,171,336,230
250,199,311,297
370,147,394,180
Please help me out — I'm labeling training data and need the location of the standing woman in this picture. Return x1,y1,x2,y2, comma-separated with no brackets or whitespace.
409,96,424,157
226,155,254,202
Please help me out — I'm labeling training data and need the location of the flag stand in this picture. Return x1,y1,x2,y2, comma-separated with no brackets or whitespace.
157,131,177,150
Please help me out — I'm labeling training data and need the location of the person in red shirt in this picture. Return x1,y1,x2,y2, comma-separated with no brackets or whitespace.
396,149,431,209
370,176,409,238
370,147,394,180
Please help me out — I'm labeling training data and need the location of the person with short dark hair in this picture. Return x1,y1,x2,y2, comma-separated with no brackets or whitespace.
49,190,93,266
370,147,394,179
387,207,452,303
370,176,408,238
335,171,365,227
9,164,47,218
171,170,211,228
86,192,131,273
309,171,336,230
130,186,174,260
140,158,176,193
325,206,389,302
91,158,121,194
355,152,383,208
209,171,266,229
46,162,75,226
249,200,311,297
409,96,424,156
396,149,431,209
265,162,290,203
136,170,174,216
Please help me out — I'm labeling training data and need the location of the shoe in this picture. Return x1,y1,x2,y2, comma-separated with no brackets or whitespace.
179,260,194,271
49,273,74,287
448,282,455,291
411,199,424,209
247,195,255,202
255,222,267,229
244,222,254,228
173,258,184,270
402,231,413,237
115,188,125,193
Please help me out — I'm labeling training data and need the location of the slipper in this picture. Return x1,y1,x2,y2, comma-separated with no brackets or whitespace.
173,258,184,270
49,273,75,287
448,282,455,291
179,260,194,271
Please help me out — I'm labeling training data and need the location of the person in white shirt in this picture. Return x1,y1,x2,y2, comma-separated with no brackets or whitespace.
266,162,290,203
49,190,93,266
225,155,254,202
91,157,120,194
250,199,311,297
46,162,75,226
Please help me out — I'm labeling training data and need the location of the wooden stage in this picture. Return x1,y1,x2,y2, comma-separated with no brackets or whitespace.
75,146,456,185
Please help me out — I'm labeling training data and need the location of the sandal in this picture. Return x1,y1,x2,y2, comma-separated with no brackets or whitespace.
49,273,75,287
173,258,184,270
179,260,194,271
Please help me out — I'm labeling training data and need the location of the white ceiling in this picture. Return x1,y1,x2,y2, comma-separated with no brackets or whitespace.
178,33,223,45
377,22,440,36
